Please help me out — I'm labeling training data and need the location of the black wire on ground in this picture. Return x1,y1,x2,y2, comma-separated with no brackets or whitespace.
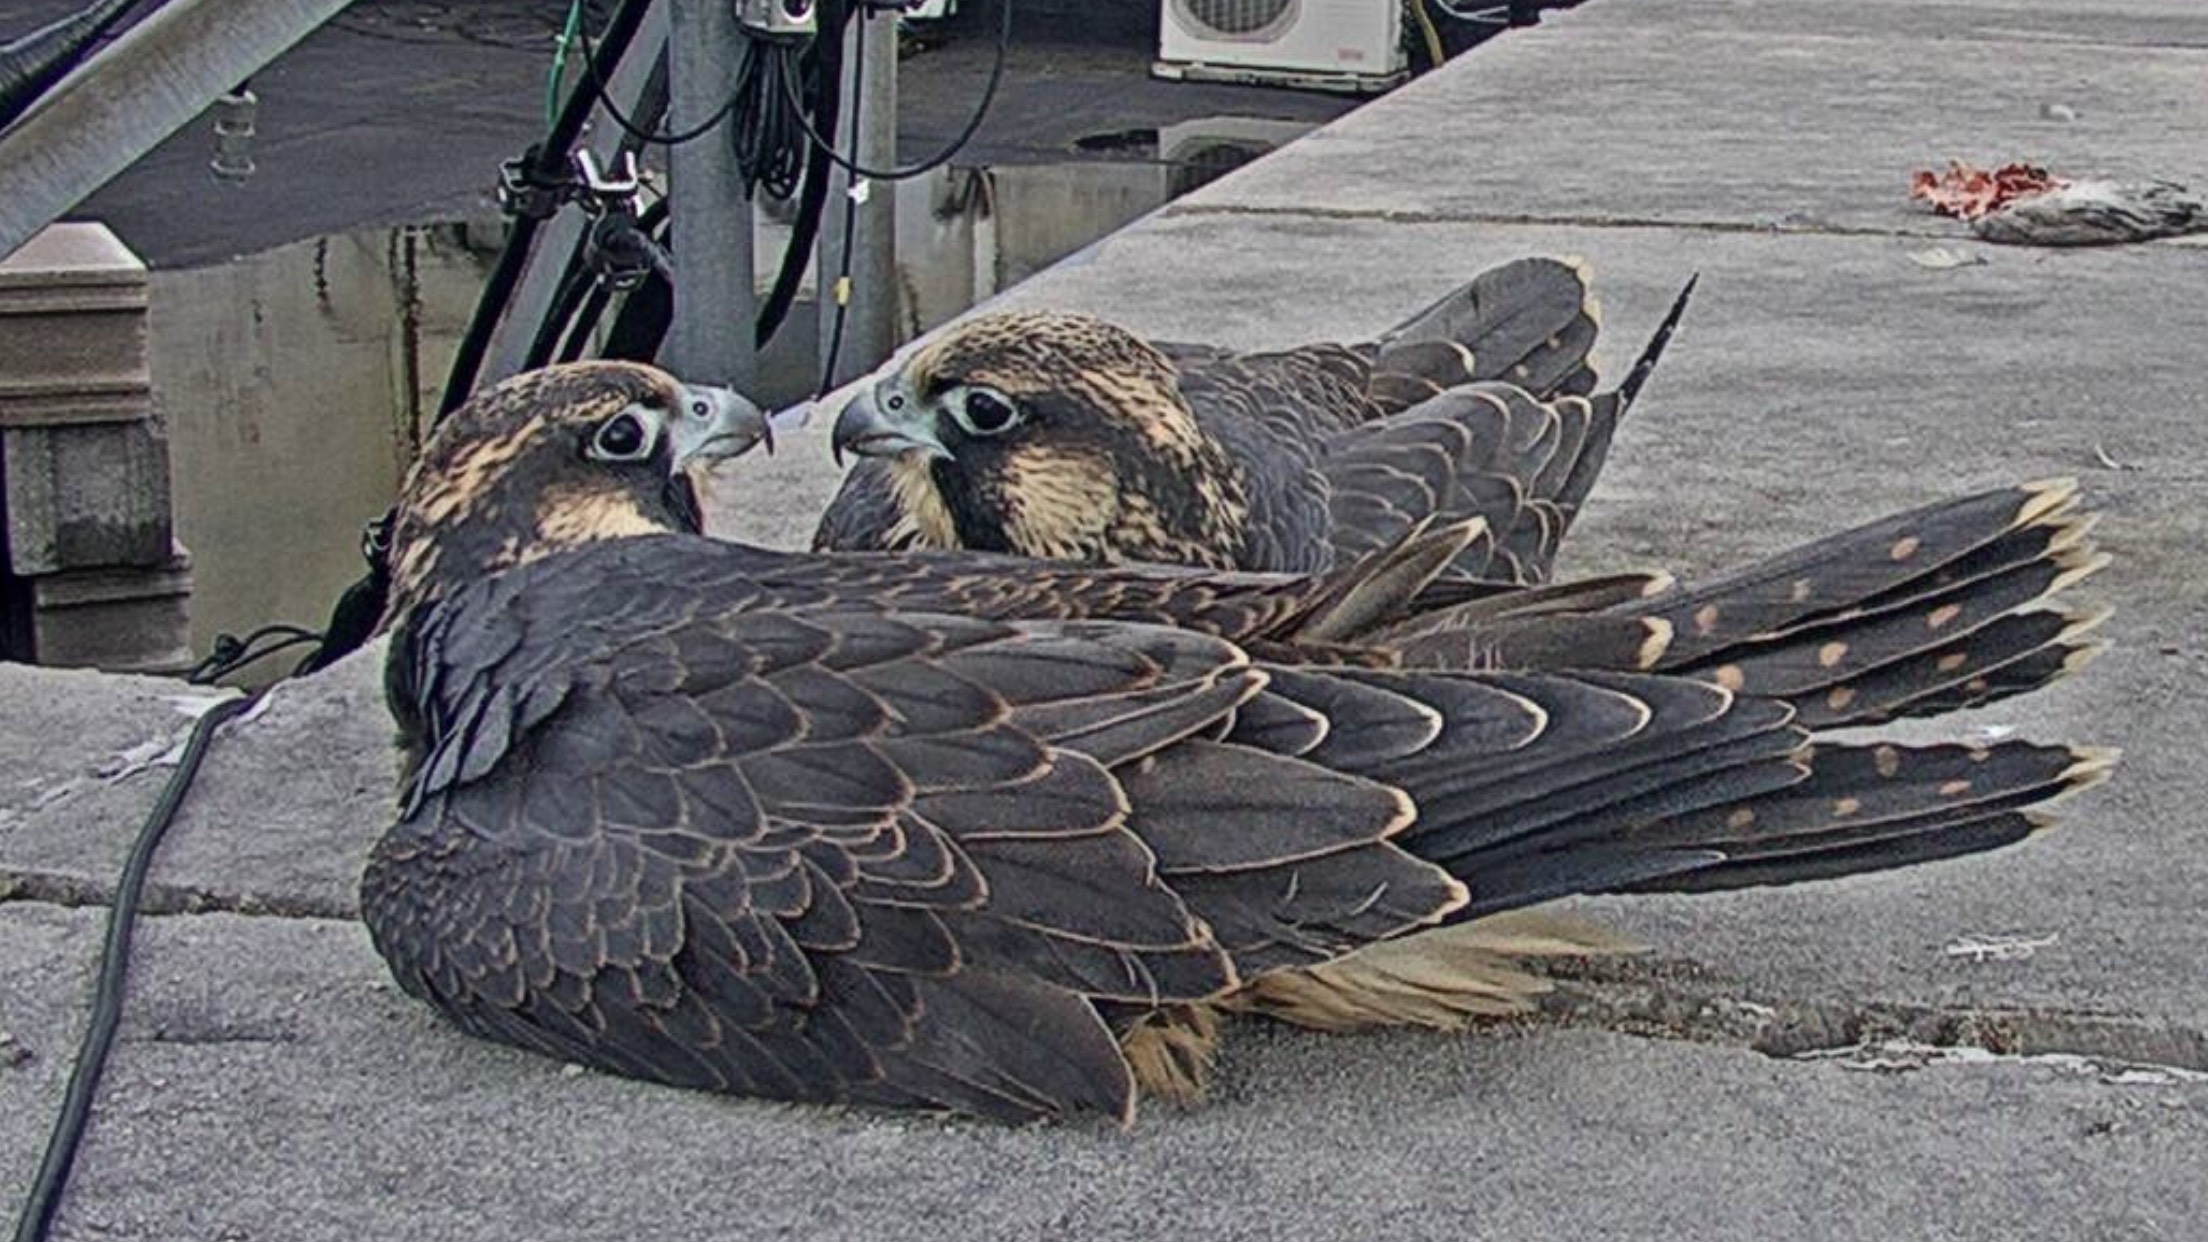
184,623,325,685
9,693,258,1242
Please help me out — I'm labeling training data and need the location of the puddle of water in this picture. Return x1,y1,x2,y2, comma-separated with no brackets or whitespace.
152,125,1313,660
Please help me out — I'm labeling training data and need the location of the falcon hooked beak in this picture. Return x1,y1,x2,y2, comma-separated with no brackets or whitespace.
673,382,774,468
831,374,950,466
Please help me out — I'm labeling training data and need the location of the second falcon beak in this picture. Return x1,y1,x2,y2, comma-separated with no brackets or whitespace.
671,384,773,468
832,378,951,467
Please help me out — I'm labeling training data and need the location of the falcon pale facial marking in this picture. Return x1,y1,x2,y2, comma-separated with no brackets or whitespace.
381,361,768,625
832,310,1252,567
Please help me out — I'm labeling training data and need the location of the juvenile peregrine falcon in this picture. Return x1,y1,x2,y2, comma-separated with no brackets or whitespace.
818,257,1684,585
363,361,2112,1124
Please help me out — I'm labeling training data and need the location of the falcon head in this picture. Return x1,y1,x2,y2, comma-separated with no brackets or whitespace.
385,361,768,622
830,311,1250,567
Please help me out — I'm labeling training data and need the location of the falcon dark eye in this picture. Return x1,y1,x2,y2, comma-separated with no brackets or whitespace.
589,411,653,461
952,388,1021,437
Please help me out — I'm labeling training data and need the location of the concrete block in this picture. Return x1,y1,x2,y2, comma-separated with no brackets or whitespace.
0,223,152,428
2,418,175,575
23,549,194,673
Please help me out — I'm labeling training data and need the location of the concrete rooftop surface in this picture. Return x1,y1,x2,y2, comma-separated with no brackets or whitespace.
7,0,2208,1238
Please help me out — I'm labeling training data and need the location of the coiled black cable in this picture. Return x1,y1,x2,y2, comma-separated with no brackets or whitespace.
729,37,808,200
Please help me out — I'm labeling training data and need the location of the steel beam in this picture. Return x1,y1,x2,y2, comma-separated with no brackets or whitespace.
0,0,354,258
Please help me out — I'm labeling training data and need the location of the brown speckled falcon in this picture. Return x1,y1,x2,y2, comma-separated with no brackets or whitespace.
817,256,1687,586
363,361,2114,1125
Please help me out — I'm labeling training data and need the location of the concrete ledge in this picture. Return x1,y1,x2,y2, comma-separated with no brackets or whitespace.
1,904,2202,1242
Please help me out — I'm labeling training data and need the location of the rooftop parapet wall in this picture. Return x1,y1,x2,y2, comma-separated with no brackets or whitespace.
0,223,191,672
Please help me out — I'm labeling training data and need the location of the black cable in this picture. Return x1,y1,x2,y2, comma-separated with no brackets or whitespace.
438,0,657,419
756,14,843,348
532,55,672,370
572,6,748,147
728,37,808,199
534,198,671,366
0,0,148,132
184,624,325,685
781,0,1012,182
526,262,602,370
816,4,869,395
556,277,618,363
599,264,672,362
9,693,258,1242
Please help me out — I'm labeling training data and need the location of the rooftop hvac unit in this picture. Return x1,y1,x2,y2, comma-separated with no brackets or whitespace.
1155,0,1408,94
1159,116,1318,196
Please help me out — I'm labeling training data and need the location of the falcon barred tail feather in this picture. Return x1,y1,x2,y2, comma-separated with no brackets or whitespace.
363,360,2113,1126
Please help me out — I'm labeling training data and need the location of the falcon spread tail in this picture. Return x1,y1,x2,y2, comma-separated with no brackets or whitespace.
1623,477,2107,728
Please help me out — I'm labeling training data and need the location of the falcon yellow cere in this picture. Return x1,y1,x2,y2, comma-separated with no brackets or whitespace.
363,358,2113,1125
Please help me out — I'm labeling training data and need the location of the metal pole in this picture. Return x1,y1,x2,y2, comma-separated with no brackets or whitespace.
0,0,356,258
818,8,899,389
663,0,757,390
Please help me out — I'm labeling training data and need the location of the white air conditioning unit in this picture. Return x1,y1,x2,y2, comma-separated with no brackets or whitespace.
1156,0,1408,94
903,0,957,19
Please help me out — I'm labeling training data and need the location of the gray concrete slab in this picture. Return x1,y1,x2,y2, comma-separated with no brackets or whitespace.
1175,1,2208,235
4,905,2203,1242
1565,0,2208,48
1,651,389,919
7,0,2208,1236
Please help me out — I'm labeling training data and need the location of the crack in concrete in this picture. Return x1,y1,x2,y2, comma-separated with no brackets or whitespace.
125,1027,307,1048
1162,200,1961,241
1534,956,2208,1081
0,868,353,922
